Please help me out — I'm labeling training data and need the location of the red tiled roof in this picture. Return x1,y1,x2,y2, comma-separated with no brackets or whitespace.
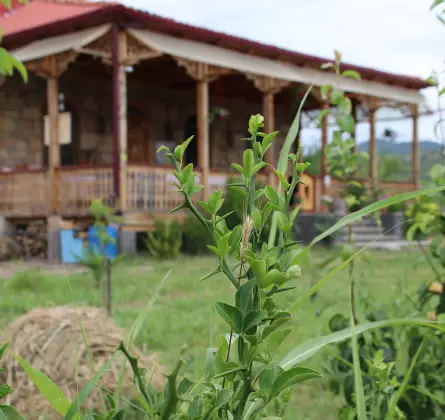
0,0,110,35
0,0,430,90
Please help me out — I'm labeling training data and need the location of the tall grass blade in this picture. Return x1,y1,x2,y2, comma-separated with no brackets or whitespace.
351,313,366,420
279,319,444,370
114,269,171,405
310,185,445,248
268,85,313,248
10,352,72,416
288,222,403,312
386,342,424,419
64,353,118,420
0,405,26,419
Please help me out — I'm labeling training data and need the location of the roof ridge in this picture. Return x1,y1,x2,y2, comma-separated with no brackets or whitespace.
32,0,111,7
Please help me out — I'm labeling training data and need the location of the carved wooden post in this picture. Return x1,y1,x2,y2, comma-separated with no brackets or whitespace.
321,102,329,196
116,29,128,211
246,75,290,187
369,107,378,184
197,74,210,199
174,59,231,200
411,104,420,189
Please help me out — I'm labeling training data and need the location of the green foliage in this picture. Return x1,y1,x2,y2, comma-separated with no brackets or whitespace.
146,218,183,259
0,343,25,419
182,215,211,255
7,269,47,292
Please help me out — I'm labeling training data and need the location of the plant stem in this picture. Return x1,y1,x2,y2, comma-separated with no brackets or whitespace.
417,240,442,283
348,212,357,325
223,261,244,390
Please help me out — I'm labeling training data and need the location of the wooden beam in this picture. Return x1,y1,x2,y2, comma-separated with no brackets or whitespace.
197,77,209,199
369,108,378,184
118,30,128,211
47,68,60,214
263,92,275,161
321,103,329,196
411,104,420,189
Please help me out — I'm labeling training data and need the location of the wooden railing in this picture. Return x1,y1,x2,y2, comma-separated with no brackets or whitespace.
0,165,417,218
126,165,184,212
0,169,50,216
56,165,114,215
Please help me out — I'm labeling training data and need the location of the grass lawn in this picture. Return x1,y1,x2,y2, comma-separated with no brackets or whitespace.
0,248,434,419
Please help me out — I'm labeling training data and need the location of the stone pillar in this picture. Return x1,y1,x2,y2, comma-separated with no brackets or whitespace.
47,215,62,263
120,228,137,254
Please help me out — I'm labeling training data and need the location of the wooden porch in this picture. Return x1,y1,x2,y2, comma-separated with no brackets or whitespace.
0,164,416,218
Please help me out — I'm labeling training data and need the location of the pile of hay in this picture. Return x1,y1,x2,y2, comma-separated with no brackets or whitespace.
0,306,163,419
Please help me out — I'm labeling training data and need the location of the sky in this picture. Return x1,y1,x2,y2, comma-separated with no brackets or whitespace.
119,0,444,147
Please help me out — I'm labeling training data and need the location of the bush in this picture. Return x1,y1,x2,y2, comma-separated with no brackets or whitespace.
7,269,47,292
182,215,211,255
146,218,182,259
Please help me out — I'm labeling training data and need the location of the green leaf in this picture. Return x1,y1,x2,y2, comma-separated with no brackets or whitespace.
181,135,194,155
215,302,242,332
232,163,244,175
289,205,301,224
11,352,71,416
241,397,265,420
0,385,11,400
215,389,233,409
274,170,290,189
0,405,26,420
350,316,366,420
320,62,334,70
243,310,267,332
276,212,290,233
262,131,279,155
342,70,361,80
320,84,333,100
243,149,254,178
271,367,322,397
386,342,424,419
317,108,330,127
430,0,444,10
252,162,268,176
279,318,445,370
259,364,283,390
338,115,355,134
267,328,292,355
311,185,445,247
338,97,352,115
265,185,280,207
217,231,232,257
268,84,312,248
0,343,8,360
331,89,344,105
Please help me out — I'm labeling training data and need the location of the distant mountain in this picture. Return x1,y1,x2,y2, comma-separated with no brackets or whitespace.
357,140,442,155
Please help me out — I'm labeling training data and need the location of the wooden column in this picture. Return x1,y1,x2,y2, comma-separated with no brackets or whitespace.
352,102,358,153
321,103,329,195
197,76,209,199
369,107,377,184
47,71,60,213
117,29,128,211
263,92,275,165
411,104,420,189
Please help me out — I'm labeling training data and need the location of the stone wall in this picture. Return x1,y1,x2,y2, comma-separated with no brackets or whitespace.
0,74,45,170
0,67,294,170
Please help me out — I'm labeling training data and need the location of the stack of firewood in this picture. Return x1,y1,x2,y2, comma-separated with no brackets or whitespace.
15,220,48,259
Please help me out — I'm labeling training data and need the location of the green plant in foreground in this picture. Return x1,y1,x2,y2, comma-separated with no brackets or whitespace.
146,218,183,259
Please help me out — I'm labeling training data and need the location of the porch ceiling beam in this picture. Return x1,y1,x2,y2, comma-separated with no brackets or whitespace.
127,28,425,105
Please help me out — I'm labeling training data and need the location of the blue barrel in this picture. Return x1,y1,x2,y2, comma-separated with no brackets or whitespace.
60,229,86,264
87,225,119,259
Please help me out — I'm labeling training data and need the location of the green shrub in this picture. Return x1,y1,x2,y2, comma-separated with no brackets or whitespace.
7,269,47,292
146,218,182,259
182,215,211,255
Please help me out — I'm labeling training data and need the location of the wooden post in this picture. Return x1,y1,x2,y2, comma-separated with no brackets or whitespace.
321,103,329,196
47,71,60,214
263,92,275,161
197,72,209,199
369,108,377,184
411,104,420,189
118,30,128,211
352,102,358,153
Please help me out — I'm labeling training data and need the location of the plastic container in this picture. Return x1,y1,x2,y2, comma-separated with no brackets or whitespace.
60,229,86,264
87,225,119,259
